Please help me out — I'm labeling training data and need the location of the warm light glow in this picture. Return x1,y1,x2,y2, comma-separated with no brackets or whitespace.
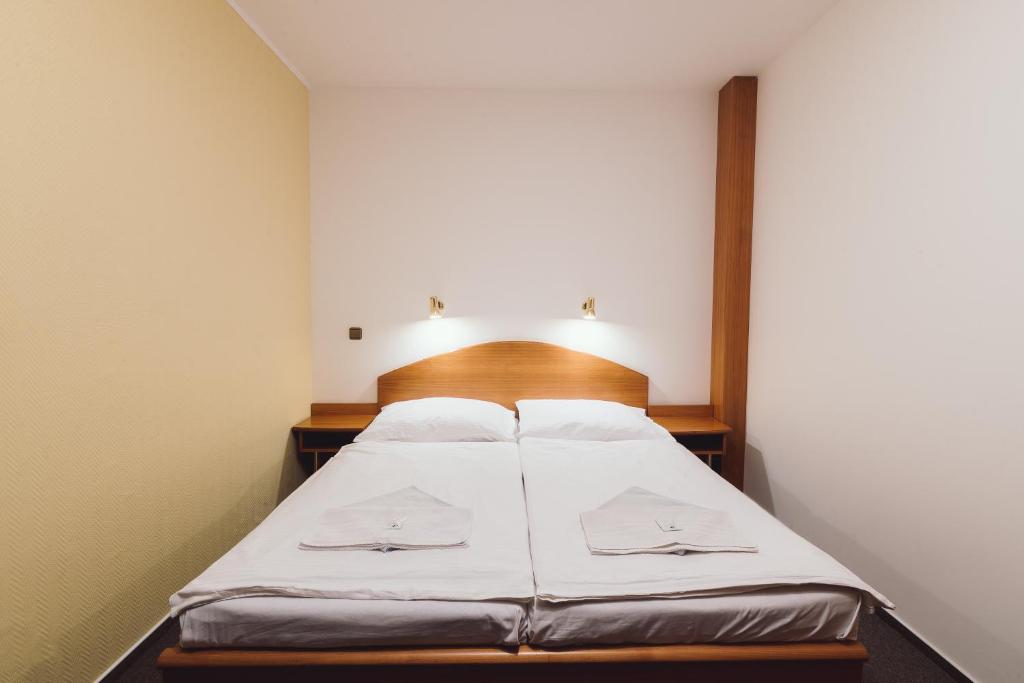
429,296,445,319
581,297,596,320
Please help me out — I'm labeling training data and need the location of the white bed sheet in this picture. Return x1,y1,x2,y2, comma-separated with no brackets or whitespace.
181,597,527,648
170,441,535,616
519,437,892,607
528,587,862,646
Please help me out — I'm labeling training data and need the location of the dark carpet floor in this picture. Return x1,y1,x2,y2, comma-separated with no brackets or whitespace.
105,611,963,682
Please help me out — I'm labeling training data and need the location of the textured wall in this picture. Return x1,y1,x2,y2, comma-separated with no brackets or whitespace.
0,2,310,680
311,88,717,404
746,1,1024,681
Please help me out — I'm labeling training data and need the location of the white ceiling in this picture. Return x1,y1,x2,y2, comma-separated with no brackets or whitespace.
230,0,838,91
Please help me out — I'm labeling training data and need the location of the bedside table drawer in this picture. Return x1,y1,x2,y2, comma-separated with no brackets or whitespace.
292,411,376,474
648,413,730,478
298,430,357,453
675,433,724,452
674,433,726,475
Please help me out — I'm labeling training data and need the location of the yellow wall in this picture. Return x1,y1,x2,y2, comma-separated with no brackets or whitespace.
0,2,310,680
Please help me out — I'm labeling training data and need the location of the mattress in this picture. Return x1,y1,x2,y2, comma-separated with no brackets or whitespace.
179,588,858,650
519,436,891,606
527,586,862,647
181,597,527,648
170,441,535,615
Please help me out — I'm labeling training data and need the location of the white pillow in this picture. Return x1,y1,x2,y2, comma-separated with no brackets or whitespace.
515,399,673,441
354,397,517,443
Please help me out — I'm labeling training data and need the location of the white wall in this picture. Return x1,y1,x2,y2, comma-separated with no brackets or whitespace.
311,88,717,403
747,1,1024,681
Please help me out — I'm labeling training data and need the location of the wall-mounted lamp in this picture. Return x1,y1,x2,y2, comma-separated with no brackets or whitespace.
429,296,445,319
581,297,596,320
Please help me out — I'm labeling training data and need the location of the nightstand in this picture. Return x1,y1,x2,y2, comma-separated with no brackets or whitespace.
292,412,376,472
650,415,732,475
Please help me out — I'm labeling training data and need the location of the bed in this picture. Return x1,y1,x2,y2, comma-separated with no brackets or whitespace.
520,436,888,647
160,341,884,682
169,439,533,645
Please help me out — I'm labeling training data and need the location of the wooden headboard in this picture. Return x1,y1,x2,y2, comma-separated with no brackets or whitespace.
377,341,648,410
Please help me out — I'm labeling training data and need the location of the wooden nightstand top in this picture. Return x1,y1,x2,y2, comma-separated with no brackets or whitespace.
292,414,376,432
650,415,732,436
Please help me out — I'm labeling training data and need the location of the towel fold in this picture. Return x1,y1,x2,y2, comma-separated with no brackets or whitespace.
300,486,472,552
580,487,757,556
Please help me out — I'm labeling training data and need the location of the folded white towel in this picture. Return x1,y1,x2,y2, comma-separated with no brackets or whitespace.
300,486,472,552
580,487,757,556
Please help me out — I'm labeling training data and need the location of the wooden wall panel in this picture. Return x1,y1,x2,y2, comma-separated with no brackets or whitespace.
711,76,757,489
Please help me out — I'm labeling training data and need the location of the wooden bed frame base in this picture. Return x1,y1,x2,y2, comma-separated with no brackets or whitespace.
158,641,867,682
